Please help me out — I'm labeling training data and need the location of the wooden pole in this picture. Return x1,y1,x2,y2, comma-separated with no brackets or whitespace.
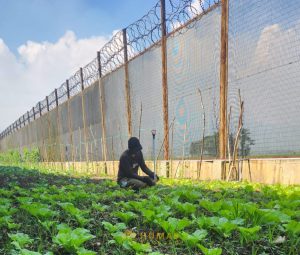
160,0,169,160
66,79,75,166
219,0,229,160
138,102,143,140
80,68,90,168
55,88,64,166
97,52,108,166
39,102,46,162
46,96,52,161
122,28,132,137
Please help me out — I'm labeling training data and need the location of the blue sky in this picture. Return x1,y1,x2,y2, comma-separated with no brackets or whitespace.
0,0,158,54
0,0,158,131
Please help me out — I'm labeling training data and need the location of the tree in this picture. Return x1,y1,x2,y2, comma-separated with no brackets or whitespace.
190,132,219,158
239,128,255,158
189,128,254,158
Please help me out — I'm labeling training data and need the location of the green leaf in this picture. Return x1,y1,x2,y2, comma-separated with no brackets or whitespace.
53,224,95,252
179,229,207,247
200,200,223,213
198,244,222,255
196,216,214,229
158,217,191,234
238,226,261,244
9,232,34,249
102,221,127,233
91,202,109,212
0,215,20,229
40,219,55,230
111,231,132,247
21,202,57,220
59,202,90,226
258,209,290,224
129,240,152,253
284,220,300,236
76,247,97,255
175,202,197,216
19,249,42,255
140,209,156,223
114,211,137,224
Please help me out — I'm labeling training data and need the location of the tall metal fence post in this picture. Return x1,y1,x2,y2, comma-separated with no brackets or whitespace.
33,107,36,120
122,28,132,138
80,68,90,168
66,80,75,166
219,0,229,176
97,52,108,171
160,0,169,161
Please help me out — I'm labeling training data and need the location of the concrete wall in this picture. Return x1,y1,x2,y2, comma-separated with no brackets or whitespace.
39,158,300,185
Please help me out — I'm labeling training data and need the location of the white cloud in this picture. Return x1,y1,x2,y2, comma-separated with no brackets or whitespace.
190,0,204,16
0,31,110,131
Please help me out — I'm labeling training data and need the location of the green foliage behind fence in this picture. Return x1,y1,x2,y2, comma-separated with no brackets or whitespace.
0,147,41,164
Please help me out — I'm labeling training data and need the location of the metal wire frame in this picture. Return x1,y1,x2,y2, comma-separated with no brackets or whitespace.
48,91,57,111
57,82,68,105
126,1,161,59
99,30,125,76
0,0,221,139
69,70,82,97
29,109,35,122
82,57,99,88
40,99,48,115
166,0,220,35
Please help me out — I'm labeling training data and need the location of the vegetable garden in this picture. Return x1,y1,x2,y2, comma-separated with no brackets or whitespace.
0,165,299,255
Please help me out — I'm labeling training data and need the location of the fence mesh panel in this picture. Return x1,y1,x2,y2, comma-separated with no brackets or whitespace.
168,6,221,159
228,0,300,157
103,67,128,160
129,45,164,160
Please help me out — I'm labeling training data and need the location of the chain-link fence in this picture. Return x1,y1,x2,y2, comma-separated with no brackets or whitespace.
1,0,300,161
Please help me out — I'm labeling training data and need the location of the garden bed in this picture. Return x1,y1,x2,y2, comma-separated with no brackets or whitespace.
0,165,299,254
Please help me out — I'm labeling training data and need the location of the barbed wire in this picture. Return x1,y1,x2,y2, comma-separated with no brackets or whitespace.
48,91,57,111
126,1,161,59
82,57,99,88
0,0,220,139
100,30,125,76
166,0,220,35
57,82,68,105
69,70,82,97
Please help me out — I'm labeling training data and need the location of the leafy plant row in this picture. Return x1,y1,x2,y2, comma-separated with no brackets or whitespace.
0,165,299,254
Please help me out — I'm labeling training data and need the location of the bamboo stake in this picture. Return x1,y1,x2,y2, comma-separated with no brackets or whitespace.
181,122,187,178
112,136,115,176
197,88,206,180
118,124,124,151
138,101,143,140
170,120,174,177
174,122,187,178
79,128,82,172
227,90,244,181
155,117,176,162
226,106,232,179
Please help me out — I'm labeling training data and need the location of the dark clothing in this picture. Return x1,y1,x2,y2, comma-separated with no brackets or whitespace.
119,177,147,190
117,149,154,183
